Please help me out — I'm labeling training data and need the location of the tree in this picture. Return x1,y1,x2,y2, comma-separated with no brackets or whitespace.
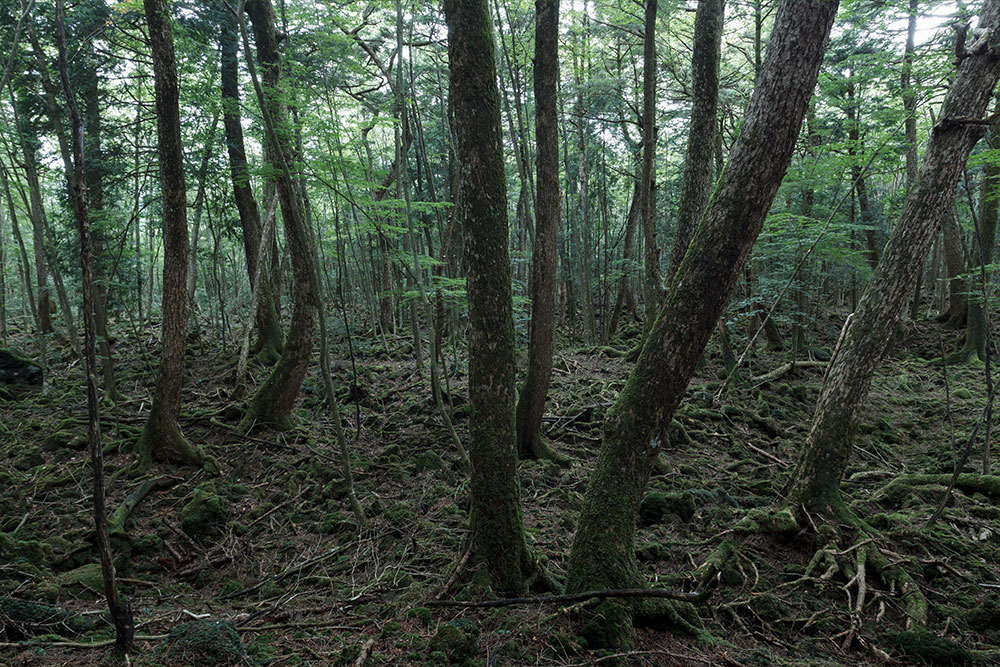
640,0,662,329
667,0,725,278
515,0,560,462
786,0,1000,518
219,7,283,363
135,0,212,470
444,0,545,596
240,0,319,431
565,0,839,643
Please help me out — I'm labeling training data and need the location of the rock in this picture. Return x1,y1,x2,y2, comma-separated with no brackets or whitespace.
413,450,445,474
41,430,87,452
0,349,42,386
181,482,228,543
57,563,104,596
639,490,697,524
157,619,246,666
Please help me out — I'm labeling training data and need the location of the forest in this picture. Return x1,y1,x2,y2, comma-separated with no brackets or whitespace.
0,0,999,664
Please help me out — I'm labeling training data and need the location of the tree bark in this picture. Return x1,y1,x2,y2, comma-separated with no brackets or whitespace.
640,0,662,328
445,0,542,596
938,203,968,326
667,0,725,279
787,0,1000,514
565,0,838,641
241,0,319,430
136,0,210,470
515,0,561,461
219,12,284,362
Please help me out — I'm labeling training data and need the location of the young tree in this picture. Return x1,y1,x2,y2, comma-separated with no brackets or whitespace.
640,0,662,328
444,0,545,596
565,0,839,643
515,0,561,461
136,0,212,470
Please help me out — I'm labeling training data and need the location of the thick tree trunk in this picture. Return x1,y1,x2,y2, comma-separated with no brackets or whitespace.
667,0,725,279
566,0,837,639
787,1,1000,513
241,0,319,430
445,0,541,596
136,0,209,470
219,14,284,362
516,0,561,461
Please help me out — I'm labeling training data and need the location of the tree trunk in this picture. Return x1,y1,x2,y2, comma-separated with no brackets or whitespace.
565,0,837,642
667,0,725,279
938,203,968,327
515,0,561,461
608,180,640,338
444,0,542,596
240,0,319,430
54,0,133,653
787,0,1000,514
220,11,284,362
136,0,210,470
640,0,662,328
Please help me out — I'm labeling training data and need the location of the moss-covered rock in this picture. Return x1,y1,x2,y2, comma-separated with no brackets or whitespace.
413,450,445,474
181,482,228,543
428,619,479,665
57,562,104,597
157,619,246,666
894,629,972,665
966,594,1000,639
0,532,54,568
639,491,696,524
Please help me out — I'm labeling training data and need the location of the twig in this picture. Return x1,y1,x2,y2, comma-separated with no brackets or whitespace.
352,635,376,667
220,546,344,600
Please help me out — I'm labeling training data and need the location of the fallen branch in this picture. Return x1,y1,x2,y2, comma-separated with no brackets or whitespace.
751,359,827,385
425,585,712,609
220,546,344,600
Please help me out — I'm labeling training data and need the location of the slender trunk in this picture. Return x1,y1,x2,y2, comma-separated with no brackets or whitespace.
667,0,725,279
516,0,561,461
640,0,662,328
54,0,133,654
787,0,1000,513
241,0,319,430
136,0,210,470
938,203,968,326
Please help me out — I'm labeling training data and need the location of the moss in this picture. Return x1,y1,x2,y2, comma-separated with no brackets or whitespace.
639,491,696,524
0,532,54,568
57,563,104,596
180,481,228,543
157,619,246,666
894,630,972,665
407,606,432,627
428,620,479,664
966,594,1000,636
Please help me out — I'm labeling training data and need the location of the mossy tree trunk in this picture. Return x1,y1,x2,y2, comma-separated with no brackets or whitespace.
445,0,539,596
515,0,561,461
566,0,837,617
136,0,207,470
667,0,724,280
219,10,283,363
938,204,968,327
241,0,318,430
640,0,662,329
787,3,1000,513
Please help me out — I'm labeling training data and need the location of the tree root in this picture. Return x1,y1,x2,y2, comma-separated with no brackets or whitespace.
696,503,929,637
874,473,1000,505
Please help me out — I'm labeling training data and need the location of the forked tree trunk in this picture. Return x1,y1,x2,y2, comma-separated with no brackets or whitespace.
445,0,542,596
515,0,561,461
241,0,319,430
219,12,284,362
787,0,1000,514
136,0,209,470
565,0,837,637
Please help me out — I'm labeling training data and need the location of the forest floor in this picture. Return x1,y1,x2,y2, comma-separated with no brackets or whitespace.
0,308,998,666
